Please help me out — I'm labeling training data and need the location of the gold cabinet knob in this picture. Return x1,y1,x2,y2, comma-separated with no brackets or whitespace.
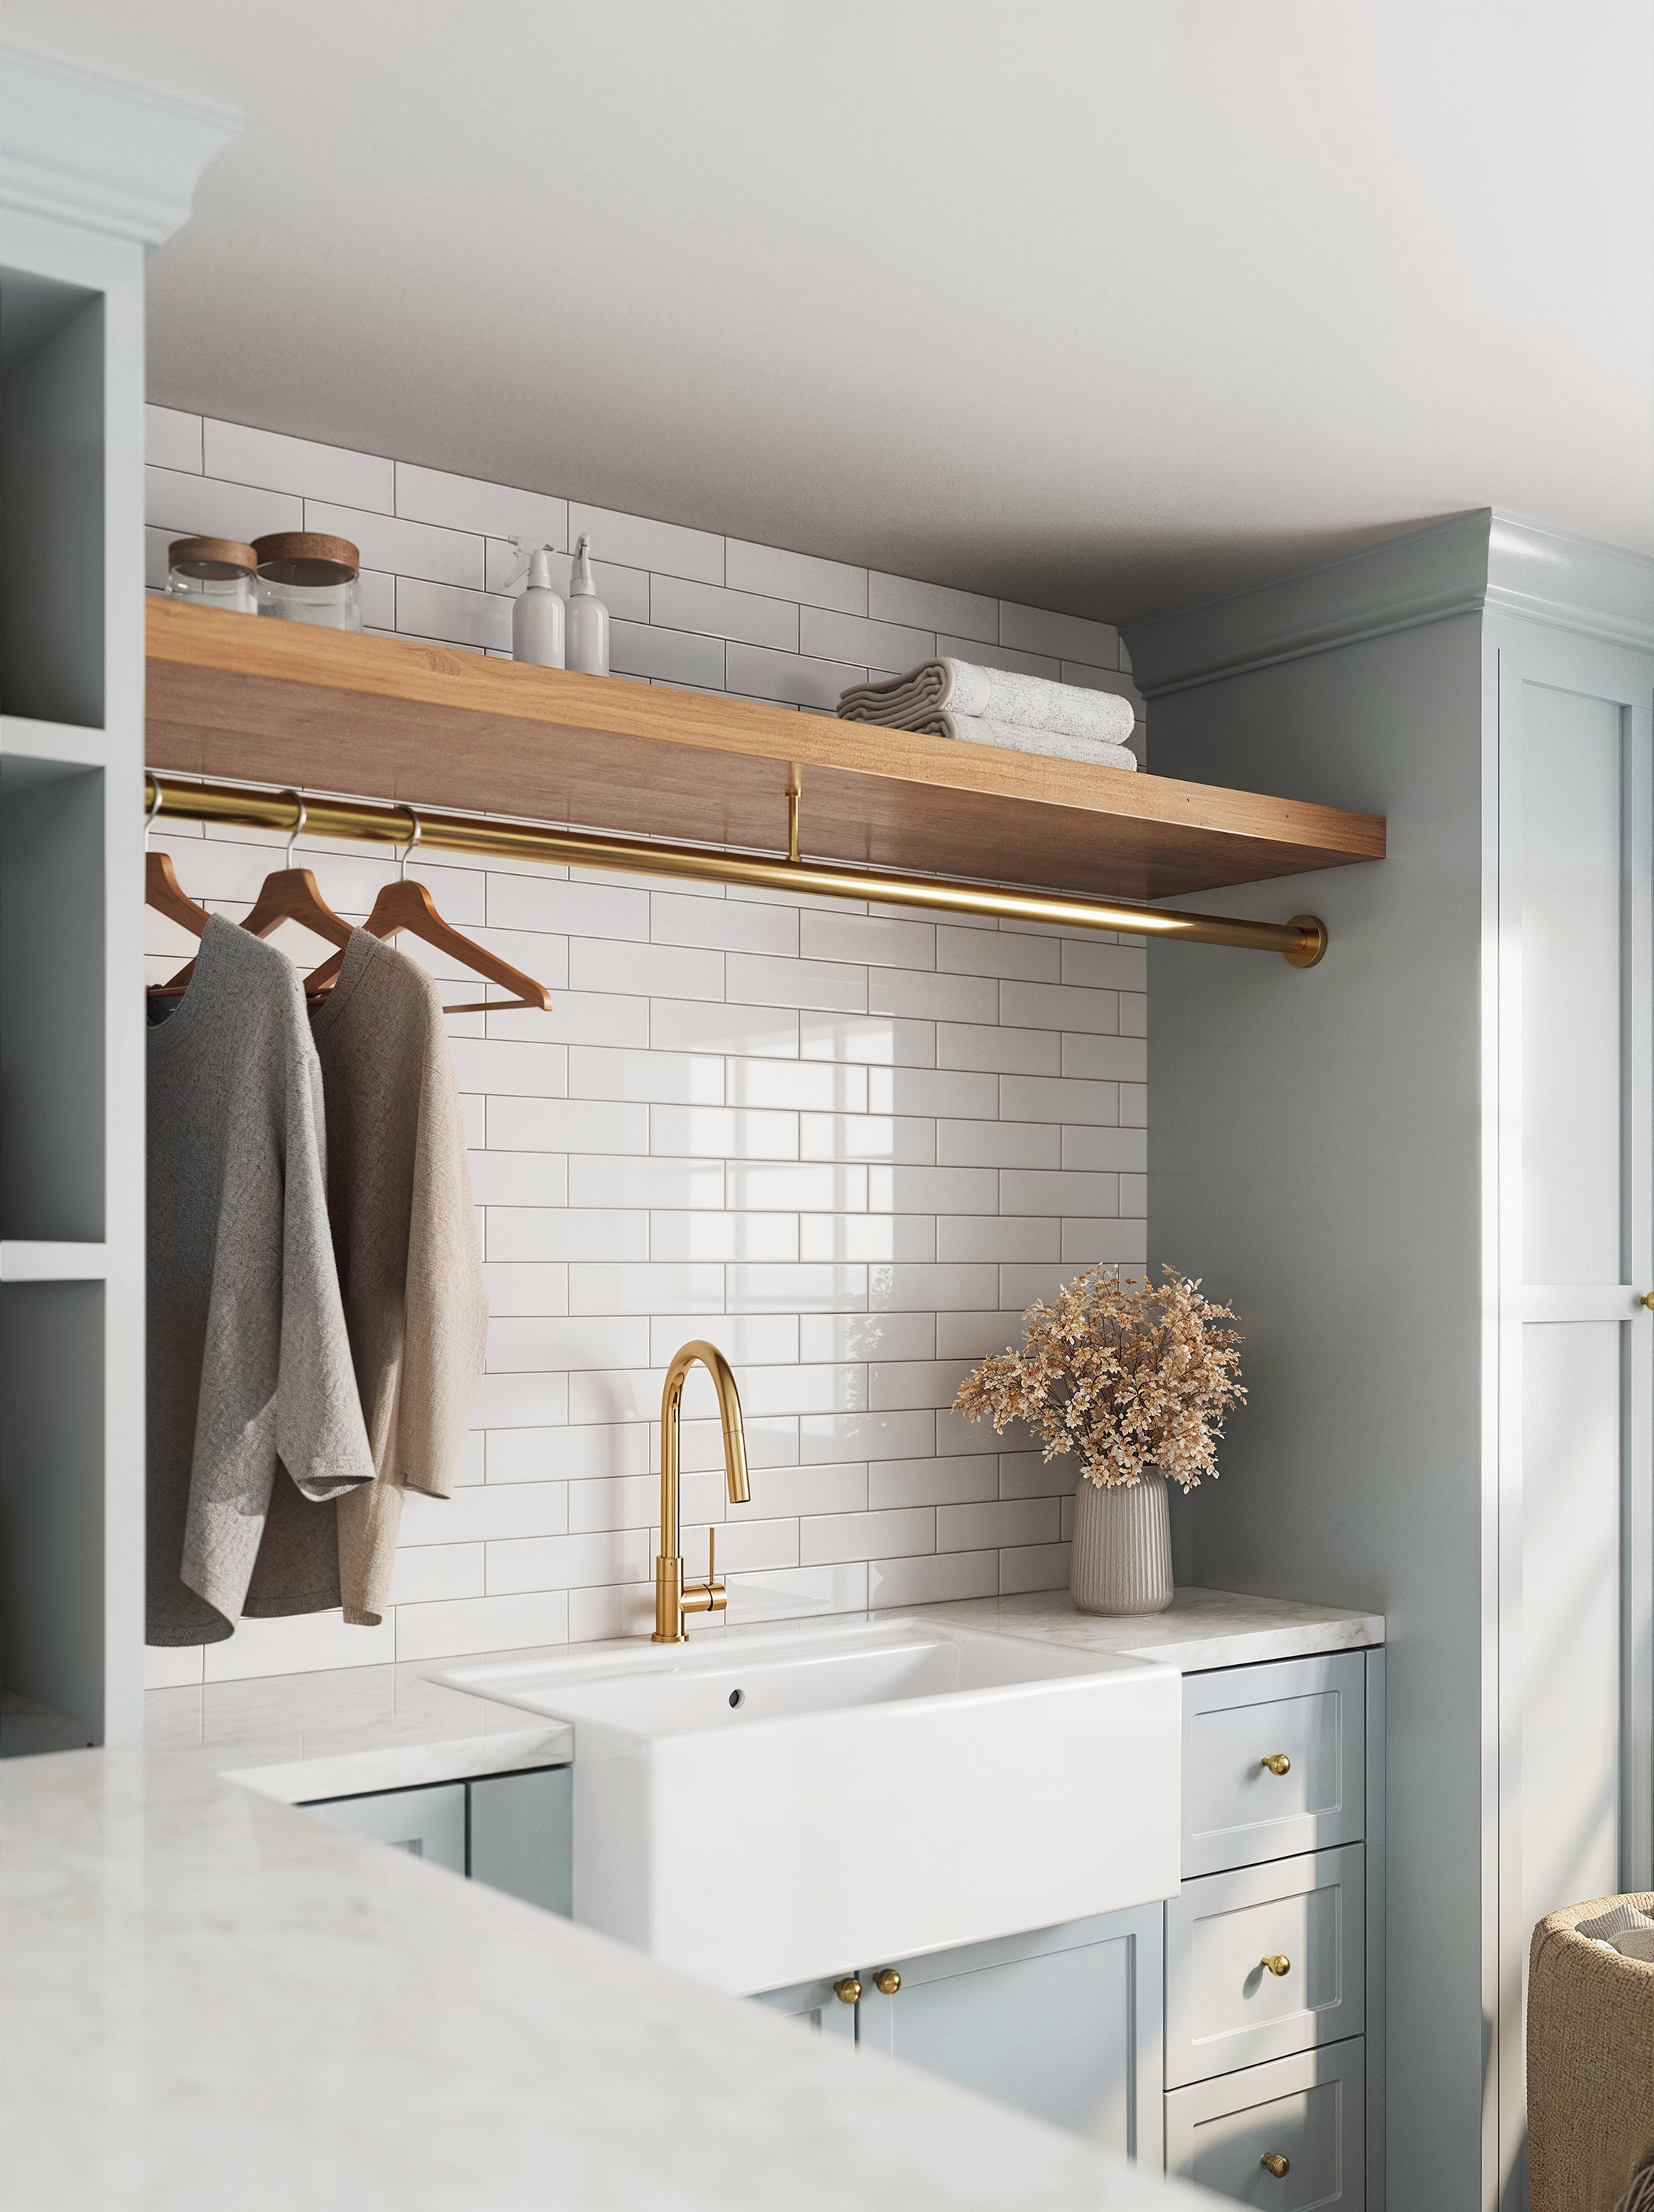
873,1967,901,1996
832,1975,862,2006
1260,2153,1291,2178
1641,1292,1654,1312
1261,1752,1291,1775
1261,1953,1291,1977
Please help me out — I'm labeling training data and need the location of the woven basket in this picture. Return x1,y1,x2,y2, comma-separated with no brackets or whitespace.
1529,1891,1654,2212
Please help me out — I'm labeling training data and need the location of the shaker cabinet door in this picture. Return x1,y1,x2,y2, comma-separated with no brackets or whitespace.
306,1781,468,1873
750,1974,858,2044
468,1766,573,1916
859,1904,1164,2164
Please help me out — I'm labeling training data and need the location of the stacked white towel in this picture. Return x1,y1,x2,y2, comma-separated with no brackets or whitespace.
838,656,1138,770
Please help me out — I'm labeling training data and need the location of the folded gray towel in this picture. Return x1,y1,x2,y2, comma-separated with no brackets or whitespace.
840,656,1135,749
925,713,1137,769
1577,1900,1654,1959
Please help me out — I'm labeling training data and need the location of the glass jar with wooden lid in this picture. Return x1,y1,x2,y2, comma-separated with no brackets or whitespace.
165,537,258,613
251,531,362,631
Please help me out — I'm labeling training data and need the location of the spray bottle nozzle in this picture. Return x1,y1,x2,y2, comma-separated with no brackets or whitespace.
505,536,559,592
570,533,596,596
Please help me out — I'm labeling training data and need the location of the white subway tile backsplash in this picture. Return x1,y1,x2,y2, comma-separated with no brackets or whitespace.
729,952,865,1014
870,572,996,645
396,577,512,651
936,1023,1059,1077
205,419,394,512
1061,1125,1147,1172
652,999,798,1058
306,501,483,589
145,465,303,545
936,924,1060,982
395,1590,568,1662
146,404,202,474
725,537,865,614
725,643,864,711
800,605,934,673
650,891,798,957
649,573,798,651
569,501,723,585
650,1104,797,1159
997,601,1119,668
869,1551,998,1608
397,461,567,547
151,413,1142,1685
569,1045,723,1103
610,619,726,688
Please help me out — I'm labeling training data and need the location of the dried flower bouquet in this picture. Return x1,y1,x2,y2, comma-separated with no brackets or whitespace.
953,1264,1244,1490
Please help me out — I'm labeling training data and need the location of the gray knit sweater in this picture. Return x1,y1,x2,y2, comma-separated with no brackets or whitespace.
147,915,374,1645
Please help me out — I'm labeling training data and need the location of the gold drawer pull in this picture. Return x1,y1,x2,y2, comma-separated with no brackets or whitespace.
1261,1953,1291,1977
873,1967,901,1996
833,1975,861,2005
1261,2152,1291,2178
1262,1752,1292,1776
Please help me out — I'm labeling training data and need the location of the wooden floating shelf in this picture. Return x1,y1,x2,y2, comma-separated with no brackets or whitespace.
144,599,1386,904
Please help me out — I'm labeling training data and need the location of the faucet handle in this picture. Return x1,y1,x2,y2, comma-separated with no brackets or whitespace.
707,1524,717,1587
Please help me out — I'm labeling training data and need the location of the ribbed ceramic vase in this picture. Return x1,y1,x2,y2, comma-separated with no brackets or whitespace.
1070,1472,1174,1615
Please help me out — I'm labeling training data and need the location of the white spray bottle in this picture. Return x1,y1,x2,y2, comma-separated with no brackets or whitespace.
566,533,610,676
505,538,566,667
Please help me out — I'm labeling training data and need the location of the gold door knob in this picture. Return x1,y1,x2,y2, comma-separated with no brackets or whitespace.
1261,2153,1291,2178
873,1967,901,1996
1261,1953,1291,1977
1261,1753,1292,1775
1641,1292,1654,1311
832,1975,862,2005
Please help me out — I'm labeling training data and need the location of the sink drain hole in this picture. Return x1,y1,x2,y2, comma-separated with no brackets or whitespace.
729,1688,744,1708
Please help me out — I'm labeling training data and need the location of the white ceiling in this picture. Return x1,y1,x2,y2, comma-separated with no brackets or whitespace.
10,1,1653,622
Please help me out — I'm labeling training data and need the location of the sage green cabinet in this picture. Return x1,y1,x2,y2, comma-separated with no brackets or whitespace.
304,1766,572,1911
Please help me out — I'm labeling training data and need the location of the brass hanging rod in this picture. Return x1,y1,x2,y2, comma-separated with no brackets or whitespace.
142,771,1328,966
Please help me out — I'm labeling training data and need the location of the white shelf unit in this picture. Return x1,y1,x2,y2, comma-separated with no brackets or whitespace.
0,48,236,1751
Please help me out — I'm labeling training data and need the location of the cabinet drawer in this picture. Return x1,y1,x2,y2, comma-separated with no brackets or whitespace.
1183,1653,1365,1877
1166,1845,1364,2086
1166,2038,1365,2207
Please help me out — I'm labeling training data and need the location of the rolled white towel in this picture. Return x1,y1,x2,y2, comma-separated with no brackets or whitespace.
927,714,1137,769
840,656,1135,748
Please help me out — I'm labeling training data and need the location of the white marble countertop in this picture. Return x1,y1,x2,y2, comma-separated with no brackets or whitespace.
146,1657,574,1803
144,1586,1382,1802
0,1743,1218,2211
921,1585,1385,1672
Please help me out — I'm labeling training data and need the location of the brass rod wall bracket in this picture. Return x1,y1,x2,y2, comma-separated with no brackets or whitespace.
786,762,801,866
144,772,1327,966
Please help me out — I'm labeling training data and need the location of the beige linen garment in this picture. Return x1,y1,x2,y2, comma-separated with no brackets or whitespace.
250,928,487,1626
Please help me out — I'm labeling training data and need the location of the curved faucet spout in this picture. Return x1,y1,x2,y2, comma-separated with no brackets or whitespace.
654,1341,751,1643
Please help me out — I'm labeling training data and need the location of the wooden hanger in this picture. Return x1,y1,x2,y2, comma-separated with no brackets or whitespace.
305,806,551,1015
160,792,354,997
145,785,214,994
146,849,212,940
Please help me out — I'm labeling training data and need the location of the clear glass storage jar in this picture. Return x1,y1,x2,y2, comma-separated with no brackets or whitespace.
165,537,258,613
251,531,362,630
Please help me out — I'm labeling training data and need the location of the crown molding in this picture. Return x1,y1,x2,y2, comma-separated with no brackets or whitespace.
1124,510,1654,698
0,44,239,249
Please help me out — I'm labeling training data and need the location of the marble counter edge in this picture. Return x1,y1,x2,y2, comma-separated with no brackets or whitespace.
226,1719,575,1805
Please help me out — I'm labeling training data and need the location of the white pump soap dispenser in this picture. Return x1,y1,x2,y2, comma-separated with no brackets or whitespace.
566,533,610,676
505,538,566,667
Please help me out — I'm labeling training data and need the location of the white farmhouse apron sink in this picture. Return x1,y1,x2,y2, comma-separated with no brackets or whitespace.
440,1617,1180,1995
